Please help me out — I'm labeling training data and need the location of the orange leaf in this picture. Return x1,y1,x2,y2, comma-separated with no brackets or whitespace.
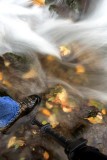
102,109,107,115
76,65,85,74
47,55,55,61
0,72,3,81
41,109,51,117
33,0,45,6
43,151,49,160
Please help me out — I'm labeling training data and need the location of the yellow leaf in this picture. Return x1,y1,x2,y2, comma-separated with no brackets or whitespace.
85,115,103,124
76,65,85,74
7,136,16,148
33,0,45,6
62,106,72,113
56,88,68,103
49,114,59,128
42,120,48,125
7,136,25,148
32,130,37,135
22,68,37,79
4,60,10,67
43,151,49,160
46,101,53,109
60,45,70,57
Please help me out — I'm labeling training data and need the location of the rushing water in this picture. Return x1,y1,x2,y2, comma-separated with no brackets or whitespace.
0,0,107,101
0,0,107,159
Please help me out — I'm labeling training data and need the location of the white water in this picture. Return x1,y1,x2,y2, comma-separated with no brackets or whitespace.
0,0,59,57
1,0,107,102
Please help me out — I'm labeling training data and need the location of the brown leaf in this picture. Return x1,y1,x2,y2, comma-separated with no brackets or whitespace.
2,80,12,88
22,68,37,79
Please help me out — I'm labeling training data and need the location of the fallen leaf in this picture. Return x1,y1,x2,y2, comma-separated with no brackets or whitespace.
62,106,72,113
76,65,85,74
56,88,68,104
42,120,48,125
47,56,55,61
46,85,74,112
60,45,70,56
4,60,10,67
41,108,51,117
43,151,49,160
97,112,103,119
33,0,45,6
16,139,25,147
102,109,107,115
32,130,37,135
46,101,53,109
85,113,103,124
22,68,37,79
7,136,16,148
2,80,12,88
0,72,3,81
7,136,25,148
49,114,59,128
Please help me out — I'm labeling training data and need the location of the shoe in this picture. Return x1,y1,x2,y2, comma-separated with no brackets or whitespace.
0,95,41,133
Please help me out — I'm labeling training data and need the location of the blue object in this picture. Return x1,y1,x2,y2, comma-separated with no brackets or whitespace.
0,96,20,128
